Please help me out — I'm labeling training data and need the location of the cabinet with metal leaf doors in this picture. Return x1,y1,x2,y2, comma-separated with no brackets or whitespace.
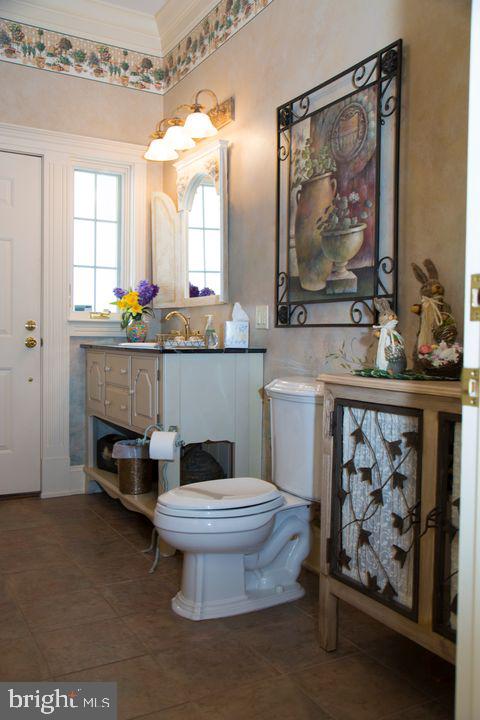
317,373,461,664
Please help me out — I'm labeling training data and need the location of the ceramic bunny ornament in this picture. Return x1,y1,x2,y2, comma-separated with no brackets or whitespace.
411,259,457,355
373,298,407,374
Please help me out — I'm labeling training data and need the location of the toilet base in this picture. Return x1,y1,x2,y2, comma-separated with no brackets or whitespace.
171,581,305,621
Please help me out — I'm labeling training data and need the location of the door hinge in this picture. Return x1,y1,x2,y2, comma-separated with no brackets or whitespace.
470,274,480,321
462,368,480,407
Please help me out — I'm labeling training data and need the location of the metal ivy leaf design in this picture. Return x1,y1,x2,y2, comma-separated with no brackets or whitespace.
334,405,420,613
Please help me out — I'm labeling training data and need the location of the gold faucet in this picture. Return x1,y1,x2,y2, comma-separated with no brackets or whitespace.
164,311,191,340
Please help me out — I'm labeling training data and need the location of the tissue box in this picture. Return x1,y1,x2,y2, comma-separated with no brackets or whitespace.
224,320,249,349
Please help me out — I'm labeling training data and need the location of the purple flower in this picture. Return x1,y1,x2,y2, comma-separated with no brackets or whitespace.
136,280,159,306
189,282,200,298
199,286,215,297
113,287,127,299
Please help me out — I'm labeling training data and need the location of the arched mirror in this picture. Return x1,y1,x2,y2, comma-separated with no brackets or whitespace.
152,139,229,308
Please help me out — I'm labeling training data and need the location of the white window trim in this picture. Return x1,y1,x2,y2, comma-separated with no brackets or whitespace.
68,156,146,335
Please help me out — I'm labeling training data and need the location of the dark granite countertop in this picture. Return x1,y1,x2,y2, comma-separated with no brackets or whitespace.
80,343,266,354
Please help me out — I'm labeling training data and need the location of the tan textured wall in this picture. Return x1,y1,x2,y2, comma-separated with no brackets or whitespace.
161,0,470,380
0,60,163,209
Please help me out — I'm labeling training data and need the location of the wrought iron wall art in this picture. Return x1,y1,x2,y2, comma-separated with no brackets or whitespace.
275,40,402,327
433,413,461,641
331,399,422,618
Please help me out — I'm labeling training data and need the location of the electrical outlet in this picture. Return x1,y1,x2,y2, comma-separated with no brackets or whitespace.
255,305,269,330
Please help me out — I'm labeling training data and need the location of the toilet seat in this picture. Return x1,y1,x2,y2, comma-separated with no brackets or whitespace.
158,477,282,518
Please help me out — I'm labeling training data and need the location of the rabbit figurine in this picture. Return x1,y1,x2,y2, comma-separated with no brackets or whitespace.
373,298,407,374
410,259,457,355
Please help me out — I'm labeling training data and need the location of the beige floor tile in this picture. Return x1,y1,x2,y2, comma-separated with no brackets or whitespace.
6,562,92,601
0,635,50,681
35,617,146,675
0,600,31,640
235,610,357,673
121,525,156,550
293,653,429,720
0,500,55,530
20,587,116,632
150,638,278,702
195,675,331,720
0,543,71,573
99,577,176,616
122,608,228,653
57,656,187,720
221,601,308,633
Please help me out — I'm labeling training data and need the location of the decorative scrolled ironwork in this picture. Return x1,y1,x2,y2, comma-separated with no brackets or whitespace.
277,304,289,325
289,303,308,326
352,59,378,89
293,95,310,121
278,105,293,130
277,271,288,304
377,256,395,295
381,48,398,76
350,300,374,325
278,130,290,161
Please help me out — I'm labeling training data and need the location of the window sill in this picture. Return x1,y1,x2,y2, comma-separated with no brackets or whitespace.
68,314,123,337
154,296,228,310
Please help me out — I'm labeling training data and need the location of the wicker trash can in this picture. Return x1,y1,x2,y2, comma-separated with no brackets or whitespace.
112,439,156,495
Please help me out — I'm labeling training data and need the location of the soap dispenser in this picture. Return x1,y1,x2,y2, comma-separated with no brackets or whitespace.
204,314,219,349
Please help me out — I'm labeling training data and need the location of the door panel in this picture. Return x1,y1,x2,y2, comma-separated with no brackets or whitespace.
131,356,158,430
0,152,41,494
86,352,105,416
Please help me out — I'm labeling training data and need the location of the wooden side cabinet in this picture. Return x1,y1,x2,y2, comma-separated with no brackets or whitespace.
317,373,461,664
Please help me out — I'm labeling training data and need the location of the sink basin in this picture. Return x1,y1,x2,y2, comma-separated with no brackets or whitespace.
117,342,160,348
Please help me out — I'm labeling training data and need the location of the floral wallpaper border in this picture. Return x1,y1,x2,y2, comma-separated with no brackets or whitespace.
0,0,274,95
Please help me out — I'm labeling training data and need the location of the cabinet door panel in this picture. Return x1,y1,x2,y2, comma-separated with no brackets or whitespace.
105,385,131,426
86,352,105,416
330,399,423,619
433,413,462,641
131,356,158,430
105,353,131,387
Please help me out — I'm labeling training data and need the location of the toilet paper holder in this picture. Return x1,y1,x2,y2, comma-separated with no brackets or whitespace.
142,423,184,448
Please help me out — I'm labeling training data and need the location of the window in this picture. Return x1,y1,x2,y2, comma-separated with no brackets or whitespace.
73,169,121,312
188,179,221,297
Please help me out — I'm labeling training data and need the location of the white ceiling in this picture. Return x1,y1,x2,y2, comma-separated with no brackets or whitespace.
0,0,218,55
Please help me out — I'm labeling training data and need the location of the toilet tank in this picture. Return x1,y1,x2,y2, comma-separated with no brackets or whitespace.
265,376,324,502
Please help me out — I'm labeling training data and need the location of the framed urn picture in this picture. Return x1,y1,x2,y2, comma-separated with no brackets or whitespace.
275,40,402,327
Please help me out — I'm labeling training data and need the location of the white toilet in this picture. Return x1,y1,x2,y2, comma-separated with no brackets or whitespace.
154,376,324,620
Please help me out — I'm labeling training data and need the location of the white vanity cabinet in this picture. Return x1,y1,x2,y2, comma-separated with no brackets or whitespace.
82,345,265,522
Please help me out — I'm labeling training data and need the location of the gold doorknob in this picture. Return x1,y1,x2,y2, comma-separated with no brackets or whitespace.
25,320,37,331
25,336,37,349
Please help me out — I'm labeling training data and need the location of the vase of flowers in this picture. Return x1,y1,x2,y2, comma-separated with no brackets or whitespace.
113,280,159,342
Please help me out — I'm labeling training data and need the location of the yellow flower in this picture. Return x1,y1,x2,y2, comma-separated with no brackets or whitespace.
123,291,139,308
131,303,142,315
118,298,128,310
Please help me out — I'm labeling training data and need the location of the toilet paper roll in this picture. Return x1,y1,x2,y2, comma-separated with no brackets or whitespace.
149,431,178,461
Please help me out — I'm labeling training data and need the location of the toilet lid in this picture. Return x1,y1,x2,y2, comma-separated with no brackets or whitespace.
159,477,281,511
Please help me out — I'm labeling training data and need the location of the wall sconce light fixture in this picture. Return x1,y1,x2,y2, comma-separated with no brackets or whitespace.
144,89,234,162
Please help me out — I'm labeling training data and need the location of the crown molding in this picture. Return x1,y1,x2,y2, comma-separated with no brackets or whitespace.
155,0,218,54
0,0,162,55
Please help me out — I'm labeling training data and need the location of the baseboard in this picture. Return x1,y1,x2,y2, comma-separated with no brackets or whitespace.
40,463,86,498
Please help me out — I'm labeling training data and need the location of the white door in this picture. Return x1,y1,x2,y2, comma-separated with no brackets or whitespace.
456,0,480,717
0,151,42,494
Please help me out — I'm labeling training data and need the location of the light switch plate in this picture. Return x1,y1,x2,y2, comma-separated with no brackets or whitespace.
255,305,269,330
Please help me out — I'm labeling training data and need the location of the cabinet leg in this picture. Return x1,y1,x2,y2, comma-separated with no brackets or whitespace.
319,575,338,651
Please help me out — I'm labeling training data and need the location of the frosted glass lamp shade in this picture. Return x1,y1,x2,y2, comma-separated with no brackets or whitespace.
183,110,218,139
164,124,196,150
144,138,179,161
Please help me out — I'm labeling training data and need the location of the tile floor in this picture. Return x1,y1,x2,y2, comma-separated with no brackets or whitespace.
0,492,455,720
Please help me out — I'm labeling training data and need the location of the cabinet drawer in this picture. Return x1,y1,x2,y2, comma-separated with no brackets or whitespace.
105,353,131,387
105,386,131,425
